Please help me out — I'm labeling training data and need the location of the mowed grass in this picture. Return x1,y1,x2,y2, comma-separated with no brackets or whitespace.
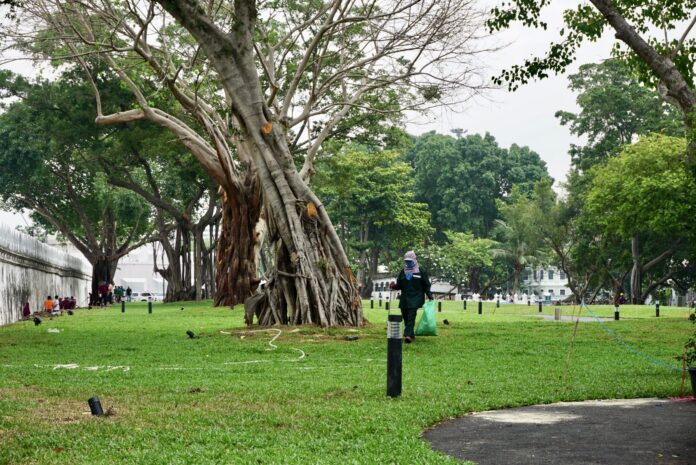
0,300,691,465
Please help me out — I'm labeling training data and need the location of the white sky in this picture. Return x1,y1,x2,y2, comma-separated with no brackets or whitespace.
405,0,616,185
0,0,618,227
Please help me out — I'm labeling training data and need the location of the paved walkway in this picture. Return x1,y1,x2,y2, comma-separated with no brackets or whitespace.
423,398,696,465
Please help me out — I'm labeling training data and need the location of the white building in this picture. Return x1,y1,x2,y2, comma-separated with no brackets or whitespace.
115,245,167,294
522,266,572,301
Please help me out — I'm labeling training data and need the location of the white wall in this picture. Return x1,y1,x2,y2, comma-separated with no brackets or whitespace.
0,225,91,326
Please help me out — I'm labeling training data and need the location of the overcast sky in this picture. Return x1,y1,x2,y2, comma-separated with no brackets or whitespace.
0,1,616,228
405,0,616,185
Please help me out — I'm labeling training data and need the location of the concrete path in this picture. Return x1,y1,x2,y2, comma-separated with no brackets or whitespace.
423,398,696,465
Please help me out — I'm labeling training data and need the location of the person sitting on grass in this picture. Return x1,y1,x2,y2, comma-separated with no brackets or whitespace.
390,251,433,344
43,296,53,314
22,302,31,319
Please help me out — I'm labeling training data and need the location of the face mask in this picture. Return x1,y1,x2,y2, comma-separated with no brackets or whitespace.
405,260,414,268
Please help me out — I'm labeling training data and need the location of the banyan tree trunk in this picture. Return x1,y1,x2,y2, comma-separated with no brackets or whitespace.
242,131,363,327
214,173,262,306
154,0,363,327
90,257,117,305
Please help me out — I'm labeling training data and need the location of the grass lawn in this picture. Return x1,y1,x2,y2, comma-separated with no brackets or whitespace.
0,300,692,464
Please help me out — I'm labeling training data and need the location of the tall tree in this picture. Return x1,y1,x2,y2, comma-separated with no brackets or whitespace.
556,59,684,173
14,0,490,326
0,73,155,301
313,144,433,297
583,134,696,303
408,131,550,238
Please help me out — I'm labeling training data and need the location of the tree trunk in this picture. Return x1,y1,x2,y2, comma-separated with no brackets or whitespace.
156,0,362,327
361,247,380,299
91,257,117,305
214,175,262,306
194,228,204,301
468,266,481,293
630,236,642,304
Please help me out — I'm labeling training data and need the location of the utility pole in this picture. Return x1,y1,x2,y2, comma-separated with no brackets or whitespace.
450,128,467,139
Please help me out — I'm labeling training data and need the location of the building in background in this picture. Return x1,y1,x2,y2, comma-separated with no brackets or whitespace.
522,266,572,301
115,246,167,295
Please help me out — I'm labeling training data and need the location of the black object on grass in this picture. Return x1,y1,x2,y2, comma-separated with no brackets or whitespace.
443,319,449,325
67,310,74,316
180,307,184,311
186,330,195,339
33,317,42,326
345,335,359,341
387,314,403,398
88,396,104,416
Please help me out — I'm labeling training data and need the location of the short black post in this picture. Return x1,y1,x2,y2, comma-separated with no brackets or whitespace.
370,298,374,309
496,299,500,308
614,305,620,321
538,302,542,313
121,301,125,313
88,396,104,416
656,302,660,317
527,299,531,306
387,314,403,398
379,298,382,308
438,301,442,312
463,300,467,310
148,301,152,314
385,299,390,311
478,301,482,315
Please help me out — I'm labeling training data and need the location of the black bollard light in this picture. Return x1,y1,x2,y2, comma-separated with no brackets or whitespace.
385,299,390,311
387,314,403,398
438,301,442,312
614,305,620,321
148,301,152,314
496,299,500,308
528,299,531,306
538,301,542,313
121,301,125,313
478,300,482,315
379,298,382,308
370,298,374,309
656,302,660,317
463,300,467,311
88,396,104,416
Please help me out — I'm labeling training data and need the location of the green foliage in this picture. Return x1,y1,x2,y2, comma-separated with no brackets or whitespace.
584,134,696,238
556,60,684,173
313,144,433,286
487,0,696,92
416,231,496,288
0,70,153,256
0,301,690,464
408,132,551,237
583,134,696,296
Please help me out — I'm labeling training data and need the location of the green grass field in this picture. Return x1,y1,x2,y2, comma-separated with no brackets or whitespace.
0,300,692,465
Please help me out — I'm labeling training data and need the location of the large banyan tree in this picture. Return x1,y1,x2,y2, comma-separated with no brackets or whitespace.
10,0,488,326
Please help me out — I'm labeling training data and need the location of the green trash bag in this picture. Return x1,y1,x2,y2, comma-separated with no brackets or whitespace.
415,300,438,336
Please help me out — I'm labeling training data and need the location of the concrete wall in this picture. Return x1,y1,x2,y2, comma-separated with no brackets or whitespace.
0,225,91,326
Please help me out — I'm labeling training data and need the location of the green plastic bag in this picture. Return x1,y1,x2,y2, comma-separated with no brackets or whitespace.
415,300,438,336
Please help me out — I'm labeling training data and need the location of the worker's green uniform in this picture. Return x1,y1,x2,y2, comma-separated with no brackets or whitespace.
393,269,433,338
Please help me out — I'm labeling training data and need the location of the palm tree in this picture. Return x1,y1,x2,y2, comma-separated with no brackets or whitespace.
491,219,540,295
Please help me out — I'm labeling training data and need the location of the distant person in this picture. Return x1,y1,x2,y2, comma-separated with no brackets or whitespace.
43,296,54,313
390,251,433,344
54,295,61,312
126,286,132,302
22,302,31,319
114,286,124,303
98,282,109,307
